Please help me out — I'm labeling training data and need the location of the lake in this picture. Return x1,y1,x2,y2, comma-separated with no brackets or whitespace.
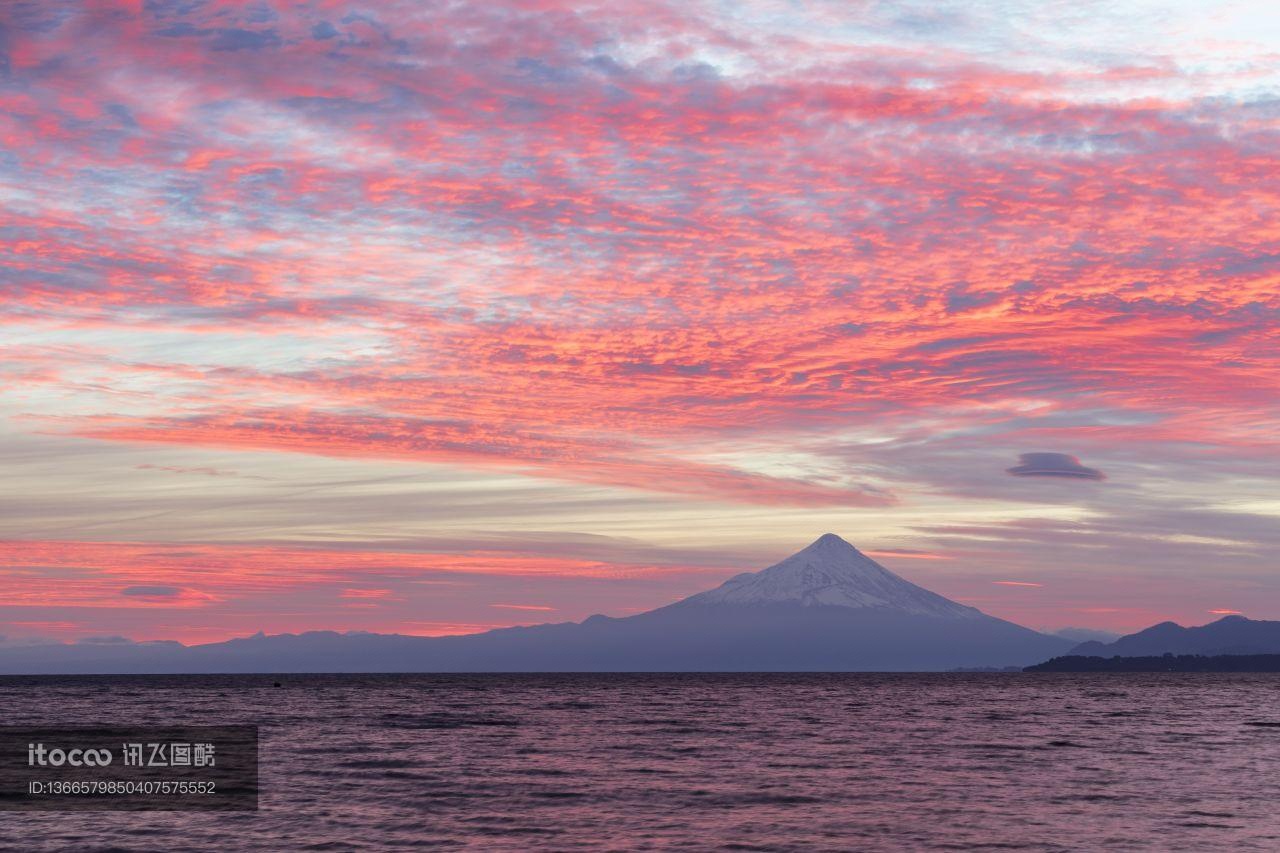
1,673,1278,850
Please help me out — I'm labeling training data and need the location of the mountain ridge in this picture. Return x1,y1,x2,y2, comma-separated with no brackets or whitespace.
0,534,1072,673
1069,614,1280,657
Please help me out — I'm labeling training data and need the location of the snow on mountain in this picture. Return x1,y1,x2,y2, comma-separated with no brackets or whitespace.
677,533,980,619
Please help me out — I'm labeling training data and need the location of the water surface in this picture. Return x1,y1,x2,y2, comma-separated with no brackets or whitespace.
1,673,1278,850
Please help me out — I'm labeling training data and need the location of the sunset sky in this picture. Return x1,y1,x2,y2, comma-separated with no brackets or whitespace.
2,0,1278,643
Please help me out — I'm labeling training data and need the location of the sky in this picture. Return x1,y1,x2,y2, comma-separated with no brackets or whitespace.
2,0,1278,644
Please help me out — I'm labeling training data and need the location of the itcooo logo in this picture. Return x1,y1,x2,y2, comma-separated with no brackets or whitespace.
27,744,113,767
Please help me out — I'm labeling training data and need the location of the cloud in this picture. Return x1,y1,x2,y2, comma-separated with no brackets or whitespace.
339,588,399,600
863,549,947,560
120,585,183,598
1006,453,1105,480
0,537,734,642
83,409,894,508
0,0,1278,639
135,463,247,477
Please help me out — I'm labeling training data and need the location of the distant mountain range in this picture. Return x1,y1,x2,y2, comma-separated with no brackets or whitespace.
0,534,1076,673
1050,627,1122,644
1067,615,1280,657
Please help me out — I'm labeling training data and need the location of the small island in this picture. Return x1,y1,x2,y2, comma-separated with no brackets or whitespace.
1026,654,1280,672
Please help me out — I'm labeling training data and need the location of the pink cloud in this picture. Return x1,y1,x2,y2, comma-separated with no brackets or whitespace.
1,0,1277,635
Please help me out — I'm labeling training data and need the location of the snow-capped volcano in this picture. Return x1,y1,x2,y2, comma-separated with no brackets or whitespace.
0,533,1073,672
677,533,979,618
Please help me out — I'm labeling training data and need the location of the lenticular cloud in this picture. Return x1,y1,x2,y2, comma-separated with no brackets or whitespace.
1007,453,1105,481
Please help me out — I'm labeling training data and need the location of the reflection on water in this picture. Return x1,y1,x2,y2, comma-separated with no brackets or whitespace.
1,673,1279,850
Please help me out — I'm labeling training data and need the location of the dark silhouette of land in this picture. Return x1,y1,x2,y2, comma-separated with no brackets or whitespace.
1026,653,1280,672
